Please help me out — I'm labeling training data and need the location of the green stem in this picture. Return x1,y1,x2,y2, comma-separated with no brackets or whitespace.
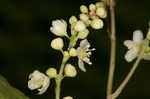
55,32,77,99
106,0,116,98
55,79,61,99
111,40,149,99
55,52,70,99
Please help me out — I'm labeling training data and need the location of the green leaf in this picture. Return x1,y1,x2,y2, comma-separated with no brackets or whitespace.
0,75,30,99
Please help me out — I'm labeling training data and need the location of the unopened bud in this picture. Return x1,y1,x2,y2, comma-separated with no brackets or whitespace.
96,2,105,8
91,18,104,29
80,5,88,13
96,7,107,18
69,16,77,24
69,48,77,56
51,38,64,50
64,64,77,77
89,4,96,11
74,21,86,32
79,14,89,22
78,29,89,39
46,68,57,78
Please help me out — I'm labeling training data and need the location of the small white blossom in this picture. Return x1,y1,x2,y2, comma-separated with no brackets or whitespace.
77,39,95,72
124,30,144,62
50,19,68,37
28,70,50,95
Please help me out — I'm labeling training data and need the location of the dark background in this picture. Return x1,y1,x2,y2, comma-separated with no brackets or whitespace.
0,0,150,99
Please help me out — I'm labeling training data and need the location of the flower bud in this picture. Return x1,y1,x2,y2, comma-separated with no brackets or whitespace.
63,96,73,99
96,7,107,18
51,38,64,50
46,68,57,78
80,5,88,13
91,18,104,29
85,20,91,26
89,4,96,11
50,20,68,37
74,21,86,32
96,2,105,8
79,14,89,22
69,16,77,24
69,48,77,56
64,64,77,77
78,29,89,39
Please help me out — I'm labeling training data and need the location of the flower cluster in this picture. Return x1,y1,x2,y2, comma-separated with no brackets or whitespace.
124,30,150,62
28,1,107,97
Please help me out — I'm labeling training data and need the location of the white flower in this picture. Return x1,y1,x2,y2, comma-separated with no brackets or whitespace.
28,70,50,95
77,39,95,72
124,30,144,62
50,19,68,37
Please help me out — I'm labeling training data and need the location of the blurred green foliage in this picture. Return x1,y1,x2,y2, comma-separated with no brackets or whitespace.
0,75,29,99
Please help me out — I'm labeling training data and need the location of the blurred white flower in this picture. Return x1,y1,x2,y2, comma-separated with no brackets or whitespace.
63,96,73,99
77,39,95,72
28,70,50,95
124,30,144,62
50,19,68,37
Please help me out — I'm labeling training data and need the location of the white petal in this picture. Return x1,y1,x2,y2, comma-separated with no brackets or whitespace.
78,59,86,72
80,39,90,49
38,77,50,95
50,19,67,36
28,80,41,90
82,57,92,65
124,40,134,49
133,30,143,43
125,48,138,62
